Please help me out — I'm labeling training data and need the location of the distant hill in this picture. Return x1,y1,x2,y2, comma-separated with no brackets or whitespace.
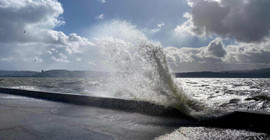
0,70,39,77
175,68,270,78
1,68,270,78
34,70,108,77
0,70,108,77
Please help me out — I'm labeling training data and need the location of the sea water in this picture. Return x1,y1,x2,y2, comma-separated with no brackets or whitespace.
1,77,269,114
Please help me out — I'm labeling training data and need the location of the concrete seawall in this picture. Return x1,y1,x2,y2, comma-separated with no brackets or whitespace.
0,87,192,119
200,110,270,134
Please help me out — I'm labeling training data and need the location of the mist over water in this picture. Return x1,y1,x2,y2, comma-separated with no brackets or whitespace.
92,20,207,116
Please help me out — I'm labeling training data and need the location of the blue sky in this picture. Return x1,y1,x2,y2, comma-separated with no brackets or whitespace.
55,0,206,47
1,0,270,72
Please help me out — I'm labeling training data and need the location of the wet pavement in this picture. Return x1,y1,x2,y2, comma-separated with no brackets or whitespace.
0,93,190,140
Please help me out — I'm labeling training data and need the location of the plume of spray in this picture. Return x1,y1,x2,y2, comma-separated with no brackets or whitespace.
91,20,207,117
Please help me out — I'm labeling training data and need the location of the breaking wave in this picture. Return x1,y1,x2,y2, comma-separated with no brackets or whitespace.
92,20,208,117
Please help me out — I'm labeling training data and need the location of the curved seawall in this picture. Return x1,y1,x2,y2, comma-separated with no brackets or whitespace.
0,87,191,119
0,87,269,134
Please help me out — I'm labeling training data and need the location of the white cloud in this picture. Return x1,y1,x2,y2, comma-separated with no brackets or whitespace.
151,23,165,33
165,38,225,64
181,0,270,43
0,0,95,70
97,0,106,4
95,14,105,20
157,23,165,28
0,0,93,48
164,38,270,72
174,12,198,37
0,0,65,43
224,42,270,64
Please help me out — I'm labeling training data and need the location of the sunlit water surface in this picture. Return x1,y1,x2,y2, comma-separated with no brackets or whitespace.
0,77,270,139
1,77,269,113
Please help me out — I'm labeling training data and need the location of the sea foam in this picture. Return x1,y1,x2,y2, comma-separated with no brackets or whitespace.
91,20,206,117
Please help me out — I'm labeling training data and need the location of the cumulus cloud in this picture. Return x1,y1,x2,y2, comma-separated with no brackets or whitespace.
151,23,165,33
207,38,226,57
95,14,105,20
0,0,95,70
225,41,270,64
165,38,225,64
174,12,197,37
178,0,270,43
0,0,93,47
164,38,270,71
97,0,106,4
0,0,64,43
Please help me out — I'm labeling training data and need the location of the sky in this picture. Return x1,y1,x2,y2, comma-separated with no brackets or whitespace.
1,0,270,72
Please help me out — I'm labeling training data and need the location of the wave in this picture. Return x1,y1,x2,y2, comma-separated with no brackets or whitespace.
10,86,39,91
92,20,208,117
246,94,270,101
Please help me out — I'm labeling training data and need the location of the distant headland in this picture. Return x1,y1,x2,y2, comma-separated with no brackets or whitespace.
0,68,270,78
0,70,108,78
174,68,270,78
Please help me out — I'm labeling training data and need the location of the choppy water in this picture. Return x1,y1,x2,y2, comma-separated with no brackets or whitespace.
156,127,269,140
1,77,269,114
177,78,270,113
0,77,109,97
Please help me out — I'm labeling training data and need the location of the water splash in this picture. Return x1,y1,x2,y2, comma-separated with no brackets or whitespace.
92,20,206,116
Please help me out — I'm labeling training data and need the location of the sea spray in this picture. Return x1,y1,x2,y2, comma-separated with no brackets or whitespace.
92,20,206,116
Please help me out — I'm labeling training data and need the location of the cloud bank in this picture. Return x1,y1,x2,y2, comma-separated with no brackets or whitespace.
165,38,270,72
177,0,270,43
97,0,106,4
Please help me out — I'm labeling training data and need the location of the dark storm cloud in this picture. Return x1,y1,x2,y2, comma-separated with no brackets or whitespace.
185,0,270,42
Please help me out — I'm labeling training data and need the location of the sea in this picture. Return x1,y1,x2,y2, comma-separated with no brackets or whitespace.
0,77,269,114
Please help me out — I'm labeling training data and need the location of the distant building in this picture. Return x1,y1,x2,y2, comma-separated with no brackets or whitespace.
41,70,44,77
